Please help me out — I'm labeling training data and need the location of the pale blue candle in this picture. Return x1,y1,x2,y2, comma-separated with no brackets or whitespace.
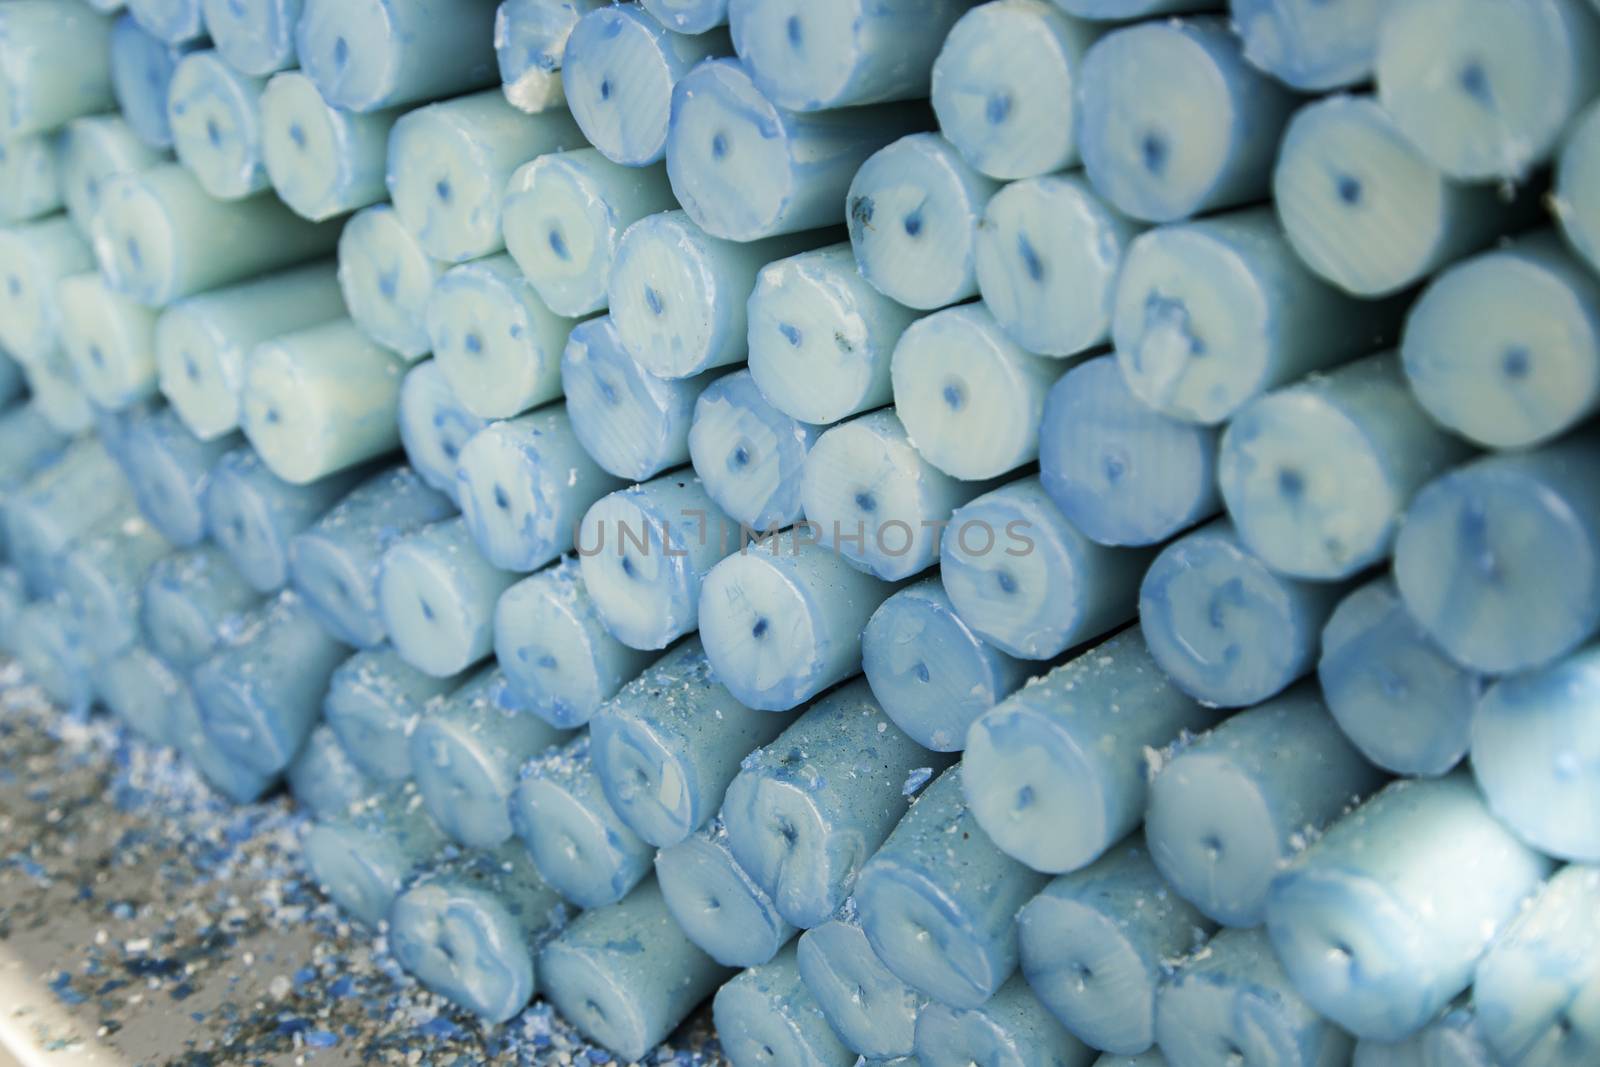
578,472,737,650
855,765,1050,1008
1473,864,1600,1064
1472,644,1600,861
493,558,654,728
862,578,1032,753
94,642,188,747
890,303,1063,480
747,244,916,426
425,255,581,419
388,841,569,1023
127,0,203,43
0,403,69,494
409,665,572,847
323,645,458,782
1558,100,1600,275
21,353,95,434
493,0,605,113
301,787,449,924
1393,432,1600,675
589,638,797,848
665,58,924,242
914,973,1094,1067
1401,231,1600,450
376,516,517,678
539,877,734,1061
94,165,340,306
201,0,301,75
258,72,405,222
512,733,655,908
156,261,346,441
56,272,161,412
58,115,165,233
288,465,454,647
1318,578,1484,779
564,5,730,166
203,447,368,594
944,476,1152,660
715,943,856,1067
641,0,726,34
506,150,676,319
169,667,281,802
929,0,1104,181
192,589,351,775
1140,519,1349,708
240,319,407,484
1114,207,1405,426
0,569,26,654
0,132,62,223
0,2,115,138
1220,352,1475,581
609,210,826,379
0,354,20,410
698,531,901,711
1154,927,1353,1067
796,906,928,1060
722,679,946,929
801,410,989,582
167,51,271,200
109,14,198,148
12,599,97,714
655,817,796,967
1265,773,1552,1042
59,513,172,659
4,438,135,596
396,360,487,502
297,0,501,113
689,370,821,534
0,215,94,364
337,204,445,360
963,628,1215,874
387,93,584,263
1376,0,1600,181
1231,0,1382,90
1018,842,1213,1055
286,722,377,819
455,406,626,571
141,545,262,671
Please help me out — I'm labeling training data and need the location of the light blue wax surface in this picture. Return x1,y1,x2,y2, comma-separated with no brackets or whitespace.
1558,99,1600,276
714,942,856,1067
656,817,796,968
493,0,605,113
202,0,303,76
12,598,98,715
688,370,820,535
640,0,726,34
119,410,239,548
4,438,136,597
58,114,164,234
0,132,61,224
0,403,69,498
56,271,162,413
797,906,928,1060
0,570,26,659
94,642,191,748
302,787,448,925
0,2,115,138
323,645,458,783
58,513,171,660
1050,1,1215,20
395,359,487,503
286,722,377,820
337,204,445,360
914,972,1095,1067
169,657,281,802
0,215,95,365
109,13,198,149
259,72,405,223
298,0,502,113
166,51,271,201
1231,0,1384,90
141,546,262,672
21,352,95,435
376,515,518,678
1349,999,1497,1067
127,0,203,43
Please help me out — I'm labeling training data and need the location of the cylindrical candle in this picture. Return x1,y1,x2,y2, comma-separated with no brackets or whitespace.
302,787,449,924
59,513,172,659
0,404,69,494
56,271,162,411
1140,519,1351,707
240,318,407,484
258,72,405,222
963,628,1215,874
715,943,856,1067
0,215,95,364
201,0,302,76
493,0,605,113
688,370,820,534
286,722,377,820
796,907,928,1060
4,438,136,596
1231,0,1382,90
169,666,281,803
0,2,115,138
665,58,925,242
655,817,796,968
640,0,726,34
109,14,198,149
21,353,95,435
1265,773,1552,1042
58,115,164,233
376,516,517,678
141,545,263,672
1558,99,1600,275
119,408,240,548
915,973,1095,1067
336,204,445,360
166,51,271,200
127,0,204,43
0,353,19,409
395,359,487,502
0,132,61,224
94,642,189,747
12,599,97,714
297,0,501,113
323,645,458,782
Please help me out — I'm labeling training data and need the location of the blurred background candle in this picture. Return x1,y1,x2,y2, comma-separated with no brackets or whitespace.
109,14,198,149
493,0,605,113
4,438,136,596
0,1,115,138
640,0,726,34
201,0,302,76
688,370,819,534
118,407,238,547
297,0,502,113
127,0,204,44
337,204,445,360
94,643,189,747
1231,0,1383,90
395,360,486,501
301,788,449,924
797,906,928,1061
914,972,1094,1067
57,271,162,411
168,668,282,802
655,817,795,968
377,516,517,677
286,722,377,819
22,352,96,434
713,944,855,1067
1558,99,1600,275
166,51,272,200
0,404,69,495
323,646,458,782
259,72,405,222
141,545,263,671
11,599,97,715
58,115,164,233
0,215,95,364
0,132,62,224
59,513,172,659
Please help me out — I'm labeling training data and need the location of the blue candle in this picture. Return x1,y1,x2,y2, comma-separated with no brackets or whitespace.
12,599,97,714
156,261,347,441
914,973,1094,1067
94,165,340,307
4,438,136,596
665,58,924,242
301,787,449,924
1018,842,1213,1055
297,0,501,113
109,14,198,149
1114,207,1404,426
258,72,405,222
578,472,737,650
689,370,820,534
493,0,605,113
56,272,161,412
0,403,69,493
0,216,94,364
377,516,518,678
409,665,572,847
141,545,263,671
0,353,19,409
286,722,378,819
127,0,204,43
1154,927,1353,1067
0,2,115,138
1376,0,1600,181
796,906,928,1060
201,0,301,75
1558,100,1600,275
240,319,407,484
929,0,1104,181
323,645,458,782
493,559,654,728
168,668,281,802
1140,519,1349,708
862,578,1033,753
538,877,734,1060
167,51,272,200
0,569,24,656
655,817,796,967
388,841,569,1023
58,115,165,232
59,513,172,659
94,643,188,747
512,734,655,908
288,465,454,647
337,204,445,360
387,93,584,263
192,589,352,776
1318,578,1484,779
1393,431,1600,675
944,476,1152,660
21,354,95,435
714,943,856,1067
455,406,626,571
962,628,1215,874
1231,0,1382,90
0,133,61,224
1401,231,1600,450
564,6,730,166
589,638,797,848
747,244,916,426
641,0,727,34
698,531,901,711
396,360,487,502
505,150,677,318
203,447,367,594
855,765,1050,1008
1265,773,1552,1042
1472,644,1600,862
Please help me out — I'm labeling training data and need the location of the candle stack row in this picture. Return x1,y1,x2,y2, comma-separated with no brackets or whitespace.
0,0,1598,1065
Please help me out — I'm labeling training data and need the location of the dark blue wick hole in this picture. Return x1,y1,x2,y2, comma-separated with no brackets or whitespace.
333,37,350,69
89,344,105,367
912,662,930,683
435,178,452,203
548,228,569,261
854,491,876,513
902,212,923,238
493,484,510,510
943,380,966,411
711,132,728,160
786,15,802,47
1459,60,1491,105
420,599,435,622
1336,174,1362,206
599,77,612,101
1141,131,1168,174
1018,234,1044,282
986,93,1011,126
1502,346,1531,379
464,331,482,355
206,118,222,147
289,122,306,149
751,617,769,639
1278,469,1304,499
644,286,664,316
778,322,802,347
996,571,1017,594
184,354,200,381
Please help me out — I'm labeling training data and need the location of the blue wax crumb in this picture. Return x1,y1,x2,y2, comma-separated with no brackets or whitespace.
903,767,933,796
